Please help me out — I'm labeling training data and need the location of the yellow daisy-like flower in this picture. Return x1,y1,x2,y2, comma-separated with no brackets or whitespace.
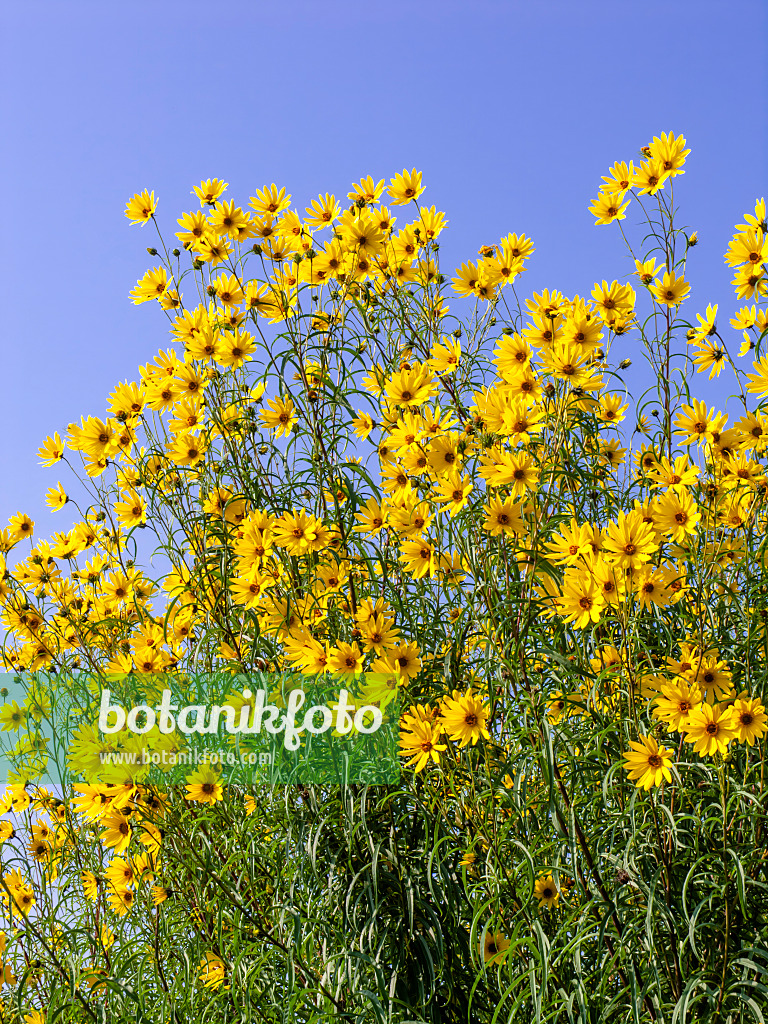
185,765,223,805
193,178,228,205
399,716,447,773
534,875,560,909
384,364,437,408
482,496,526,538
481,930,510,964
372,642,422,682
151,885,171,906
125,189,157,225
683,703,737,758
439,688,490,748
650,271,690,307
259,396,297,438
388,168,425,206
602,510,657,570
557,571,605,628
100,811,132,854
199,951,226,990
622,734,674,790
45,483,68,512
589,190,631,226
652,679,702,733
399,537,437,579
731,697,768,746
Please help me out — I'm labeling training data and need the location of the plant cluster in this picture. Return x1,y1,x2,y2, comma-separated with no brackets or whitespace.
0,134,767,1021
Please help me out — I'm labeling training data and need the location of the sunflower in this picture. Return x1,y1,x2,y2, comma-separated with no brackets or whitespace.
622,734,674,790
199,951,227,990
185,765,223,805
650,271,690,307
482,930,510,964
398,717,446,773
482,496,526,538
439,688,490,747
534,875,560,909
100,810,132,854
684,703,737,757
558,571,605,628
603,510,657,570
731,697,768,746
652,679,703,733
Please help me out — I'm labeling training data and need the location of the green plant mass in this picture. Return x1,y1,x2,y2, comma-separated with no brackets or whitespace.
1,136,768,1021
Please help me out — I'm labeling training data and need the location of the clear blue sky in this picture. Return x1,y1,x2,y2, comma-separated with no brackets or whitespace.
1,0,766,536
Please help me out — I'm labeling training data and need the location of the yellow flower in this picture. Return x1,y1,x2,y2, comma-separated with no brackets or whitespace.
482,930,510,964
647,131,690,176
166,431,207,468
482,496,526,538
384,364,437,408
352,412,375,440
731,697,768,746
399,716,446,772
125,189,157,224
45,483,68,512
199,951,227,989
429,336,461,374
439,688,490,748
622,734,674,789
684,704,737,757
8,513,34,543
2,869,35,918
634,257,660,284
372,642,422,682
100,811,132,854
185,765,223,805
388,168,425,205
534,875,560,909
691,339,727,379
674,400,728,446
249,183,291,216
130,266,169,305
272,509,327,555
602,510,657,569
259,396,297,437
632,158,669,195
557,571,605,628
327,642,365,679
588,191,631,225
151,886,171,906
653,490,701,542
193,178,228,205
399,538,437,579
650,271,690,307
546,691,568,724
114,490,147,529
652,679,702,733
431,473,474,517
544,518,593,566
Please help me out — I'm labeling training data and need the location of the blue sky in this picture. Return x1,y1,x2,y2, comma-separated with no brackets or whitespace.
1,0,766,537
